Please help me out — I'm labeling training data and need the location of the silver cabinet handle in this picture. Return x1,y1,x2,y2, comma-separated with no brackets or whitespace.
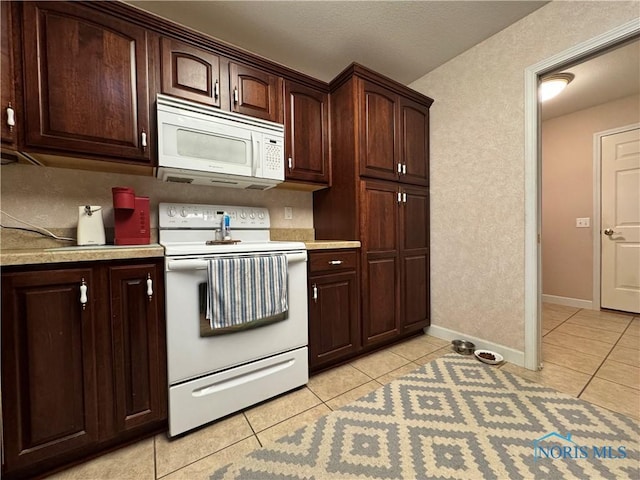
328,260,343,265
604,228,618,236
6,103,15,131
214,80,219,99
233,87,239,104
141,131,147,151
312,283,318,303
288,157,293,170
402,164,407,175
397,192,402,203
397,163,402,174
402,192,407,203
80,278,88,310
147,273,153,301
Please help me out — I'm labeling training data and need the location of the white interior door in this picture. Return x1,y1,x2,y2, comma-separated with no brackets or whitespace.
601,127,640,313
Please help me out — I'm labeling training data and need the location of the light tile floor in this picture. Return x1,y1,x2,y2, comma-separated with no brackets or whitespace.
47,306,639,479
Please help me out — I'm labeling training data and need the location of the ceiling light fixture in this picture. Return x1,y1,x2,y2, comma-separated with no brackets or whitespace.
539,73,574,102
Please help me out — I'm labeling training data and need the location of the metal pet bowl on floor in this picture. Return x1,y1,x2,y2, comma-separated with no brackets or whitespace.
452,339,476,355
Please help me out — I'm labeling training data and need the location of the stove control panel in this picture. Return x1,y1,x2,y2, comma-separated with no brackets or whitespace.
159,203,270,229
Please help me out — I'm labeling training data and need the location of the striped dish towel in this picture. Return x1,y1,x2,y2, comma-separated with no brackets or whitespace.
205,255,288,333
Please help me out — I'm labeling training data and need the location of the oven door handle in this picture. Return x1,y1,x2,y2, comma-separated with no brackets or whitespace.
286,252,307,264
167,259,209,271
167,252,307,271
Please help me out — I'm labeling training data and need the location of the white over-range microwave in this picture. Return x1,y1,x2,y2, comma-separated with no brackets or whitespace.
156,94,285,190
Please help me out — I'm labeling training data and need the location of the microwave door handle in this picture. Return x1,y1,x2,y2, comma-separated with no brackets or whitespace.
251,132,260,177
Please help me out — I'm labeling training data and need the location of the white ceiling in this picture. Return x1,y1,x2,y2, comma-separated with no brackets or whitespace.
541,39,640,120
127,1,637,119
127,0,548,84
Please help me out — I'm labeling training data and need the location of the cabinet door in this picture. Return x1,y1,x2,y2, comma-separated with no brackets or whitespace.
360,180,401,346
108,262,167,434
1,1,16,147
1,268,99,471
284,80,330,184
399,98,429,186
161,37,221,107
229,62,283,122
358,79,399,182
308,271,360,370
400,186,430,332
21,2,151,162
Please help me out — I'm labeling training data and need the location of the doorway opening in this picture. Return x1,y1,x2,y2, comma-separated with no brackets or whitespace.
523,19,640,371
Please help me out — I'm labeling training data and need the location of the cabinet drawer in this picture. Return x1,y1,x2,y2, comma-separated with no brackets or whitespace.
309,250,357,274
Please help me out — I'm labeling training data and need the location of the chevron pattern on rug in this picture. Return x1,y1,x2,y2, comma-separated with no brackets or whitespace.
211,355,639,480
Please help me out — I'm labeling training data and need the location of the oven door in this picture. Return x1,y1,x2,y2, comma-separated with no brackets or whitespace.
164,250,308,385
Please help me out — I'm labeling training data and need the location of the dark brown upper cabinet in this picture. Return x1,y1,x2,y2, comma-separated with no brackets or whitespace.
1,1,17,148
359,79,400,182
229,62,283,123
359,79,429,186
21,2,151,163
399,97,430,186
284,80,330,185
161,37,221,107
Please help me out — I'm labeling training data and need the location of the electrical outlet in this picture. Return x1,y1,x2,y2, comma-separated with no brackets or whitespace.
284,207,293,220
576,217,590,228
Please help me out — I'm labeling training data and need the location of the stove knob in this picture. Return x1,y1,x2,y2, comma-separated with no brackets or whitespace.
258,212,265,220
167,206,176,217
239,210,247,219
249,211,256,219
180,208,188,217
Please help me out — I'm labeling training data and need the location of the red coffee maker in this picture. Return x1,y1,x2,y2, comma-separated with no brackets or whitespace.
112,187,150,245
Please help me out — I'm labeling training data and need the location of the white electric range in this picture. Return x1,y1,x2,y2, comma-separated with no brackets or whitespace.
159,202,308,437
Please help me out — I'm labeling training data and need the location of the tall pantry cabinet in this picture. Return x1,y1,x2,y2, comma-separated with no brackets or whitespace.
314,63,433,350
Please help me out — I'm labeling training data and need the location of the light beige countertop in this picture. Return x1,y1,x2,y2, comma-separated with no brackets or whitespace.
304,240,361,250
1,244,165,267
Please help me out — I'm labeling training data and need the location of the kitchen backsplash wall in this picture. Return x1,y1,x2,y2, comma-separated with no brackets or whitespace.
0,163,313,233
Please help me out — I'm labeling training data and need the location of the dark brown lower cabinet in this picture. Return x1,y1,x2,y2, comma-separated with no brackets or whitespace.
360,180,430,348
308,250,360,371
1,259,167,479
107,263,167,434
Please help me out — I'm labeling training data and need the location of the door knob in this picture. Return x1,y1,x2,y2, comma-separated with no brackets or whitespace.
604,228,616,236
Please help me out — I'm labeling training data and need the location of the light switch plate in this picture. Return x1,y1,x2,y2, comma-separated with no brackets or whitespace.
576,217,590,228
284,207,293,220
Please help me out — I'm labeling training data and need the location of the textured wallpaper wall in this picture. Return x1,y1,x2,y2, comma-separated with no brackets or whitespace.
0,164,313,230
542,94,640,302
409,1,640,351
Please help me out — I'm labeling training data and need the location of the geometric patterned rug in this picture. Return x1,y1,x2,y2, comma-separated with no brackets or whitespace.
211,355,639,480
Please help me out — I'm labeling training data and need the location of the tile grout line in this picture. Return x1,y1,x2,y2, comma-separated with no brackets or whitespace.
153,435,158,480
577,318,640,397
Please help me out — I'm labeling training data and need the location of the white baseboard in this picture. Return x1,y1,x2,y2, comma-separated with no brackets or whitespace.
542,294,593,310
424,325,525,368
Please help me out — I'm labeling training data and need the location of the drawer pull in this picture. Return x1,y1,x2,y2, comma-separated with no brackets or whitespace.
328,260,343,265
312,283,318,303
